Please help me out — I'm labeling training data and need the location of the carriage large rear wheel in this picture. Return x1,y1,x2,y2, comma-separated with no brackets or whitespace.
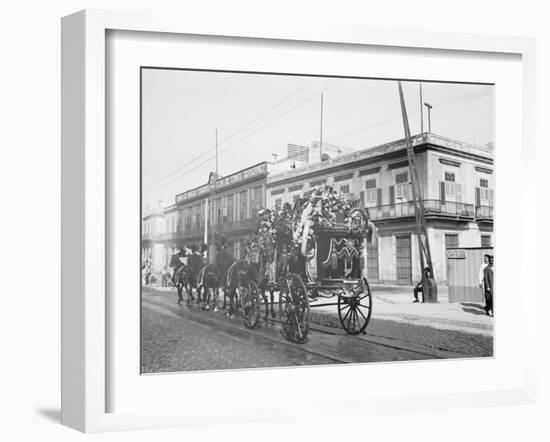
241,280,261,329
279,273,310,344
337,278,372,335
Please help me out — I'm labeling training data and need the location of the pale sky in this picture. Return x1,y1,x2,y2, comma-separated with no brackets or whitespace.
141,69,494,209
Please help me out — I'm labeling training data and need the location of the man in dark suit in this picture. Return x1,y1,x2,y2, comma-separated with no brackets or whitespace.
216,238,234,293
483,255,494,316
187,245,204,287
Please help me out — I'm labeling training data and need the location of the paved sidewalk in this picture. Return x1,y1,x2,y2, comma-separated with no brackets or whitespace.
311,283,493,335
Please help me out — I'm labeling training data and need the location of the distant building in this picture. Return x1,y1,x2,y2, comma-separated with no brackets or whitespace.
141,205,168,274
141,163,270,277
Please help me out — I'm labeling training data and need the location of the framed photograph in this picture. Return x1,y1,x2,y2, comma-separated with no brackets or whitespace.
61,9,537,432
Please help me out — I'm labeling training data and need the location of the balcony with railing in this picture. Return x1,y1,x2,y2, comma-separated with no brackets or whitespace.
475,205,493,222
213,217,258,234
368,199,475,221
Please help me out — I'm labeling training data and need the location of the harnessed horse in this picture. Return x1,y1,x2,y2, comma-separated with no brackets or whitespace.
194,263,221,310
224,260,250,317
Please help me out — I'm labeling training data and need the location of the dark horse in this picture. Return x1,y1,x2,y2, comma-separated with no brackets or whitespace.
223,258,277,321
224,260,250,318
194,263,221,310
169,254,190,305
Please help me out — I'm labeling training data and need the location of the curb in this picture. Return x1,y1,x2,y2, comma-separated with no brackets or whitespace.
309,307,492,332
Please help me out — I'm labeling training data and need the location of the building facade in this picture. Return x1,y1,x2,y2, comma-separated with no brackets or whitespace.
142,133,493,286
142,162,270,276
265,133,493,284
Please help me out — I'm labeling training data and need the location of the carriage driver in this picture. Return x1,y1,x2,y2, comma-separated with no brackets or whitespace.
215,237,234,295
171,247,188,286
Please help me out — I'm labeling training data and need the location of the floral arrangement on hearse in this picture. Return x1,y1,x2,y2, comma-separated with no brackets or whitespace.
256,185,377,259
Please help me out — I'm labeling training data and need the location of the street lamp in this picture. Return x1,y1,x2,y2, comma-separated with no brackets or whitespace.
424,102,433,133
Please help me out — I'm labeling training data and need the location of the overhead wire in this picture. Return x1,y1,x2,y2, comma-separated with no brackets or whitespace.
145,79,339,193
144,78,318,193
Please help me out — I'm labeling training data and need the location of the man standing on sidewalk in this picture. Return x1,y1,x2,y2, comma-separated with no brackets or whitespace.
413,266,432,303
478,254,489,298
483,255,494,316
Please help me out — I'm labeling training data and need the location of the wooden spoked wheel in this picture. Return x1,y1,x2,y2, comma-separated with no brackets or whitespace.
279,273,310,344
241,280,261,329
337,278,372,335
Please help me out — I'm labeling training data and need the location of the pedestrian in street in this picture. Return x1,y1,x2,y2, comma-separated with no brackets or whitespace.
483,255,494,316
144,264,151,286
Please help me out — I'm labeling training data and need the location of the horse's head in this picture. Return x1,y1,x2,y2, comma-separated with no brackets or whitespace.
169,254,179,268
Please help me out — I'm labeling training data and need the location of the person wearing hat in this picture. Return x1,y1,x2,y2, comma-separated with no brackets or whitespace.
413,266,432,303
215,238,234,311
483,255,494,316
171,247,188,286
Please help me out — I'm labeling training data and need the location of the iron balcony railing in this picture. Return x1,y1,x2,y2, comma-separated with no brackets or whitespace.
213,217,258,233
368,199,475,221
475,205,493,220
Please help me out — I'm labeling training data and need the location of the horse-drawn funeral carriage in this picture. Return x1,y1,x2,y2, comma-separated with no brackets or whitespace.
230,185,378,344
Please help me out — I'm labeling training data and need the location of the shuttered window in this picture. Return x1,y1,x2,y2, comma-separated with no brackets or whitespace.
226,194,233,223
364,178,378,206
395,172,408,184
395,172,410,201
239,191,247,220
445,233,459,249
481,235,492,247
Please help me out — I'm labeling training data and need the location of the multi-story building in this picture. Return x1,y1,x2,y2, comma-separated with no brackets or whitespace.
141,205,169,273
142,133,493,286
172,162,269,262
266,133,493,284
141,163,269,276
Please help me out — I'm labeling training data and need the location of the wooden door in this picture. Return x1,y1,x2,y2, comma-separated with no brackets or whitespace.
396,234,412,283
366,243,379,282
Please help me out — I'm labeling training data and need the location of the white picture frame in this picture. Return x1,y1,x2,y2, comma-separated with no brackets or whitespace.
61,9,537,433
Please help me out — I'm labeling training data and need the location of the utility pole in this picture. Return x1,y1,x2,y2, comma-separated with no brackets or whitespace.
210,129,218,263
398,82,437,302
319,93,324,162
419,82,424,134
424,102,433,133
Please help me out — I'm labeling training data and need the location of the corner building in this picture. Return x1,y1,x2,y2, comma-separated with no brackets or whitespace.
266,133,493,284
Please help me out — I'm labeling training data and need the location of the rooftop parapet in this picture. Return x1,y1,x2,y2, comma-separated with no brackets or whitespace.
267,133,493,184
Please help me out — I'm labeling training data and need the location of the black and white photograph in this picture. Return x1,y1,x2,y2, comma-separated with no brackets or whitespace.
5,0,550,439
140,68,494,373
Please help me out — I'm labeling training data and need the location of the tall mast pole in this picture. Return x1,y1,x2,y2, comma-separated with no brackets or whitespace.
319,94,324,162
397,81,437,302
419,82,424,134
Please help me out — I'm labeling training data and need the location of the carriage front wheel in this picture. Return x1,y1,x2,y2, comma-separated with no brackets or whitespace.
240,280,261,329
279,273,310,344
337,278,372,335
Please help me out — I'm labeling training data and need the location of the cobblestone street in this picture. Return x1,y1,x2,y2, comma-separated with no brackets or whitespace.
141,287,493,373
